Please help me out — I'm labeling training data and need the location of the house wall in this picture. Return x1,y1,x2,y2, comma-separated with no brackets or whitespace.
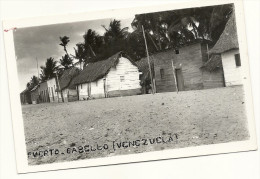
38,81,49,103
221,49,242,86
106,57,141,97
78,83,90,100
67,89,78,102
77,57,141,100
46,78,59,102
77,79,103,100
60,88,78,102
202,67,225,89
154,43,205,93
91,79,106,98
31,89,39,104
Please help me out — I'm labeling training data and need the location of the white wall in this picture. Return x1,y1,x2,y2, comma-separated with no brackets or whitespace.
78,83,89,97
106,57,141,92
77,57,141,99
78,79,105,98
221,49,242,86
91,79,105,95
46,78,58,98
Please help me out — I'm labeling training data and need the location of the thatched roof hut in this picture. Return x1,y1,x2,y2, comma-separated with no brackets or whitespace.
210,12,239,54
72,51,138,85
58,67,80,90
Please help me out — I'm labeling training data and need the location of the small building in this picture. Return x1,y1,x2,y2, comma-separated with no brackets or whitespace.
136,40,225,93
46,77,59,103
209,13,241,87
57,67,80,102
73,51,142,100
20,89,32,105
38,81,49,103
30,85,40,104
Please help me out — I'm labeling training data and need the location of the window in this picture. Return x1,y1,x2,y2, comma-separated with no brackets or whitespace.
81,84,82,89
120,76,125,82
175,49,179,54
160,69,165,79
235,53,241,67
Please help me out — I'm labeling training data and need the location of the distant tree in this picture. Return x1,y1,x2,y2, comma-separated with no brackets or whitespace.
40,57,58,81
102,20,129,43
96,19,129,60
59,54,73,70
83,29,103,53
25,75,39,91
82,29,103,63
30,75,39,86
71,43,85,70
131,4,234,51
59,36,70,56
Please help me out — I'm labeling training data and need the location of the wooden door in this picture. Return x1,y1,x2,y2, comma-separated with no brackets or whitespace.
175,68,184,91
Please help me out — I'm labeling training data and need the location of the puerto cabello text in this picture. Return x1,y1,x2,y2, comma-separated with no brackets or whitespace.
27,134,178,158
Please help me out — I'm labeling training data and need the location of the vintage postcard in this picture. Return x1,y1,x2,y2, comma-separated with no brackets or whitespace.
2,0,257,173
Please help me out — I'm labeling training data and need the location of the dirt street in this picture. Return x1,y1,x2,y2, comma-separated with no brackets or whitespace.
22,86,249,165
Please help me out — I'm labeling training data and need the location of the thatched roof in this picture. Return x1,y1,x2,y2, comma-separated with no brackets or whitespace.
58,67,80,90
201,54,222,71
210,12,239,54
30,85,39,92
72,51,138,85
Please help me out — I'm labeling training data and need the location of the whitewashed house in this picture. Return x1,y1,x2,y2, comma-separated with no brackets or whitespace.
73,52,142,100
209,12,241,87
46,77,60,102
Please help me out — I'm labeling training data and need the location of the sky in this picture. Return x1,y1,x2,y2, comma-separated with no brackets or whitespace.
13,17,134,92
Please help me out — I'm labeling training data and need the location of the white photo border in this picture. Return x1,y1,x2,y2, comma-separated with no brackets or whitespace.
2,0,257,173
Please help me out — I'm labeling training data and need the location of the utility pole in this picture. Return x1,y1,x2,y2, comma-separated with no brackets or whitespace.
36,57,39,80
142,25,155,94
171,60,178,93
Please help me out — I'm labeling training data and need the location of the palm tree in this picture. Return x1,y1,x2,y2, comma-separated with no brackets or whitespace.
59,54,73,70
40,57,58,81
59,36,70,56
131,4,233,51
30,75,39,86
71,43,85,70
102,19,129,43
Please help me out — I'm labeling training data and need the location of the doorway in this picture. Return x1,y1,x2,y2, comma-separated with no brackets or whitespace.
175,68,184,91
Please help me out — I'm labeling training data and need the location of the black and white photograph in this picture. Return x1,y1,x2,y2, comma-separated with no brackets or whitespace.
2,0,257,173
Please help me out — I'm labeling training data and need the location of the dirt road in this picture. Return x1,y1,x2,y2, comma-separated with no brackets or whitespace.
22,86,249,165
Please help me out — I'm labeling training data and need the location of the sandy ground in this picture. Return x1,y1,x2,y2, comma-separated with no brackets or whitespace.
22,86,249,165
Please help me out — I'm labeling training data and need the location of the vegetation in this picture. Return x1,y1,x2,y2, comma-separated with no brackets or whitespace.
40,57,58,82
24,4,233,91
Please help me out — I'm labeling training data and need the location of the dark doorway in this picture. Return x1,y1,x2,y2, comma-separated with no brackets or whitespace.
175,68,184,91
